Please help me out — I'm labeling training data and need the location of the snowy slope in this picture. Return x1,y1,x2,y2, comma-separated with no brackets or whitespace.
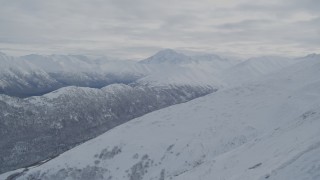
135,64,223,87
185,54,241,75
22,54,96,73
23,54,149,75
137,50,299,88
3,55,320,180
136,50,240,87
0,82,215,174
0,53,61,96
221,56,299,86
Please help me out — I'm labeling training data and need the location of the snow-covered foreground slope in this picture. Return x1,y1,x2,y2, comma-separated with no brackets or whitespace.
3,55,319,180
0,83,215,174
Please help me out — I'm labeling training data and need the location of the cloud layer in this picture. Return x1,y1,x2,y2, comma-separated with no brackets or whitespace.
0,0,319,58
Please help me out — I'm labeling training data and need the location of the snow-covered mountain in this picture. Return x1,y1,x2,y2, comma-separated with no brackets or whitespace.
0,52,150,97
0,49,314,179
2,54,319,180
0,53,62,97
139,49,193,64
221,56,300,86
136,50,240,87
0,50,297,97
0,50,231,97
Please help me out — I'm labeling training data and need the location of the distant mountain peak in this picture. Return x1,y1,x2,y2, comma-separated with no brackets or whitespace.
140,49,191,64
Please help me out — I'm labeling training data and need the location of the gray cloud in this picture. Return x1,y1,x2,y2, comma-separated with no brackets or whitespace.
0,0,319,58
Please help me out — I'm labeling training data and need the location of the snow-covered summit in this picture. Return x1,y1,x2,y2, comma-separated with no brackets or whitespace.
140,49,192,64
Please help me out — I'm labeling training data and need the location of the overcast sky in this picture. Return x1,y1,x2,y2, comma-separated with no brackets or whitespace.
0,0,319,59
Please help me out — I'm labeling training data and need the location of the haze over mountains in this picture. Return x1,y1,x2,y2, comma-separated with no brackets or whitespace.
0,49,320,180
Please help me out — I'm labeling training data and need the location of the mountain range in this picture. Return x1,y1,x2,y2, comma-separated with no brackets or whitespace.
0,49,319,180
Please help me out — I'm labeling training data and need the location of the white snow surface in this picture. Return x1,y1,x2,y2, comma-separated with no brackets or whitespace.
1,55,320,180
